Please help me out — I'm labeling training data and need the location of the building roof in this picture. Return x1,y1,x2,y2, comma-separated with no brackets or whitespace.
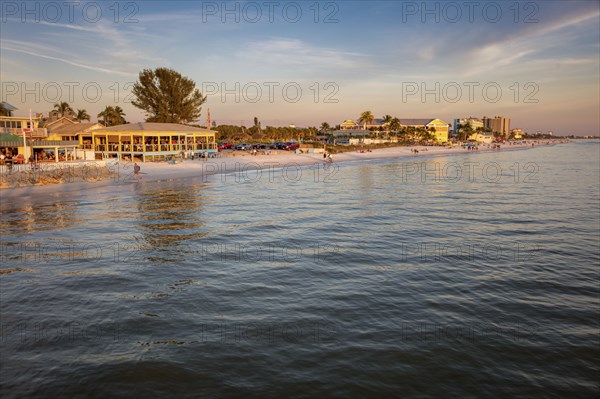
0,133,23,142
342,118,387,126
94,122,216,133
400,118,435,126
45,117,77,128
50,123,104,135
1,102,18,112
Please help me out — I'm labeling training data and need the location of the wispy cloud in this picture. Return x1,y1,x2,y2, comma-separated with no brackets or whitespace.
463,8,600,76
238,38,371,70
1,43,133,76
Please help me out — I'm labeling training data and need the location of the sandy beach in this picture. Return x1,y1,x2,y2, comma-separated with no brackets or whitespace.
0,141,559,200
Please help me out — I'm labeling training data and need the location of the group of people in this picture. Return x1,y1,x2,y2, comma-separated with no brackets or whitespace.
323,152,333,162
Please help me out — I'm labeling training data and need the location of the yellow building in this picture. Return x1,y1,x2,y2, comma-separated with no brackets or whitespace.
340,120,360,130
401,118,449,143
511,128,524,140
1,110,79,162
46,119,104,148
91,122,217,162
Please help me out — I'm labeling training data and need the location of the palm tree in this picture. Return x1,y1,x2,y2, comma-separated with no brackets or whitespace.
320,122,330,132
389,117,401,134
76,109,90,122
53,102,73,117
382,114,393,131
0,103,8,116
358,111,374,130
98,106,116,126
460,122,474,142
114,106,126,124
98,106,126,126
427,127,437,143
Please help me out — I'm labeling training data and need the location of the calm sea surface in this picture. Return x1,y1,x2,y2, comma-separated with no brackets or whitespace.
1,141,599,398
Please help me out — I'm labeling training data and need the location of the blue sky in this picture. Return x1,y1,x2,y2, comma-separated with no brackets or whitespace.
1,1,599,135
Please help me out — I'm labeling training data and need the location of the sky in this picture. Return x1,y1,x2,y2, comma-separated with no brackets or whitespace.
1,0,599,135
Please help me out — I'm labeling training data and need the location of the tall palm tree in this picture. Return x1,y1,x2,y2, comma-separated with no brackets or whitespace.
76,109,90,122
358,111,374,130
382,114,392,129
114,106,126,124
460,122,474,142
53,102,73,117
320,122,330,132
0,103,8,116
389,117,401,133
98,106,126,126
98,106,116,126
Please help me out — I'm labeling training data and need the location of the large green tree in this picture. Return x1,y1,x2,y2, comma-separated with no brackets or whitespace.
131,67,207,123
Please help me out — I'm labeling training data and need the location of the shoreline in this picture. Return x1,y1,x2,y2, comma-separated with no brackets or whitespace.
0,141,564,201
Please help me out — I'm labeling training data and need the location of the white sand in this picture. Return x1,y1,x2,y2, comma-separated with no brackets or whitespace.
0,141,559,201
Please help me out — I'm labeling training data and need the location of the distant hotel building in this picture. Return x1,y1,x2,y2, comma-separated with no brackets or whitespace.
339,117,449,143
453,117,483,132
483,115,511,137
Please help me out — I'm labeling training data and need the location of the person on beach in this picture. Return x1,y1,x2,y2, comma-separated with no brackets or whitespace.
134,163,141,179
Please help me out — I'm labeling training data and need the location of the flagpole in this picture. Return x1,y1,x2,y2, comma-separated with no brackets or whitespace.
23,109,31,163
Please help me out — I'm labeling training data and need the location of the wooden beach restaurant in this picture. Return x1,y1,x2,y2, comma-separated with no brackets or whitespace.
91,122,218,162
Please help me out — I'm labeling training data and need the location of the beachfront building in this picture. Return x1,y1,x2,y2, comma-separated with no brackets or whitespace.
91,122,217,162
511,128,525,139
0,114,47,138
0,130,79,163
0,103,79,162
400,118,449,143
1,101,17,117
340,119,388,131
340,120,360,130
46,119,105,160
453,117,484,133
469,132,494,144
483,115,511,137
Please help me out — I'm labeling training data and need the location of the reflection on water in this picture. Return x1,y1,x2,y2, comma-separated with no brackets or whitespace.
136,186,209,261
0,201,81,236
0,142,598,398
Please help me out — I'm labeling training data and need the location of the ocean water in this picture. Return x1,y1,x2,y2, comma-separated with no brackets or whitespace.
1,141,598,398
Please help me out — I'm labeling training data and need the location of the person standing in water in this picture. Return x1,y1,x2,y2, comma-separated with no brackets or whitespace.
134,162,141,179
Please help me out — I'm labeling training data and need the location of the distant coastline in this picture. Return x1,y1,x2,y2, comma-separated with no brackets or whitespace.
0,139,569,201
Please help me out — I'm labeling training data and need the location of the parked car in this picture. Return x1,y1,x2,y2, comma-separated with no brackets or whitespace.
284,142,300,151
235,143,251,150
218,142,233,150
